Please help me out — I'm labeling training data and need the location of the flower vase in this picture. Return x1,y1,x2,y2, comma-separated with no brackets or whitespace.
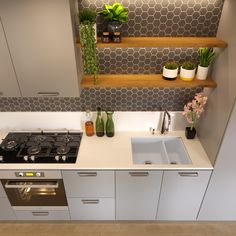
185,127,196,139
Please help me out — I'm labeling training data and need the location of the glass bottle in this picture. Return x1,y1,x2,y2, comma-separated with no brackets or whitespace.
85,110,94,136
106,111,114,137
95,107,104,137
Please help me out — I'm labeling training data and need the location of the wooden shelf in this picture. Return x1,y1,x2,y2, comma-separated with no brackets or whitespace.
77,37,227,48
81,74,217,88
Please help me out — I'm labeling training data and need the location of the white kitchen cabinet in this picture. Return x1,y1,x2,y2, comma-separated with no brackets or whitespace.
62,171,114,198
157,170,212,220
68,198,115,220
0,0,81,97
14,208,70,220
116,170,163,220
0,17,21,97
0,181,6,197
0,198,16,220
62,171,115,220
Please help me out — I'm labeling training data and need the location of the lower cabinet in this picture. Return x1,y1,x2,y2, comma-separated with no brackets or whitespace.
156,170,212,220
14,207,70,220
0,198,16,220
68,198,115,220
116,170,163,220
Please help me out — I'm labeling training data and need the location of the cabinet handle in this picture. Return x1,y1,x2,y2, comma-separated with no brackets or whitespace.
178,172,198,177
32,211,49,216
37,92,60,97
81,199,99,204
78,172,97,177
129,172,149,177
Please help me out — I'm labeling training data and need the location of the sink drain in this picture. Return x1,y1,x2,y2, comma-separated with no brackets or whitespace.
144,161,152,165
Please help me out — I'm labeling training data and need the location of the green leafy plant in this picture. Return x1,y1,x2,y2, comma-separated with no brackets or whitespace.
78,9,98,84
79,8,96,23
182,61,196,70
99,2,128,23
199,47,215,67
164,61,178,70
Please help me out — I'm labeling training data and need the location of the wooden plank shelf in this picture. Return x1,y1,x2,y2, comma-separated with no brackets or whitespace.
81,74,217,88
77,37,227,48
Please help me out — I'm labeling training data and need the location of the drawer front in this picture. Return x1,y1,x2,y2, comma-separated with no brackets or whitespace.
62,171,114,197
14,209,70,220
68,198,115,220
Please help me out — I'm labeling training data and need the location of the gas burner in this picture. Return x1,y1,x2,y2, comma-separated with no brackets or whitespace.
56,145,70,155
57,135,73,143
27,146,41,155
1,139,19,151
33,135,46,143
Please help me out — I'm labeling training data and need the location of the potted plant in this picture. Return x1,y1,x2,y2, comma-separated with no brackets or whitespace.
196,47,215,80
162,61,179,80
180,61,196,81
183,93,208,139
99,2,128,34
78,8,98,84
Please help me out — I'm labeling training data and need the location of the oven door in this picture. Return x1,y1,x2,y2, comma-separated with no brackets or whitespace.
1,179,68,206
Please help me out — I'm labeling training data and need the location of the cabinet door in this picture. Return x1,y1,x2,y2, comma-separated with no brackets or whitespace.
116,171,163,220
157,170,212,220
0,182,6,197
0,0,80,97
62,171,114,198
0,17,21,97
0,198,16,220
68,198,115,220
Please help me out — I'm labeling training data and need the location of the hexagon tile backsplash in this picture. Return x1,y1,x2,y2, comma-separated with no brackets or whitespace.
0,0,223,112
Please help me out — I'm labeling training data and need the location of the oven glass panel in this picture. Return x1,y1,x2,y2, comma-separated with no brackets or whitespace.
1,179,67,206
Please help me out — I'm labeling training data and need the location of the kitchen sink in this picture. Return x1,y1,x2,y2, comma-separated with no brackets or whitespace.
131,137,191,165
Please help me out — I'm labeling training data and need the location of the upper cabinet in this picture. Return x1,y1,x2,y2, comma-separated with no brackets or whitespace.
0,17,21,97
0,0,81,97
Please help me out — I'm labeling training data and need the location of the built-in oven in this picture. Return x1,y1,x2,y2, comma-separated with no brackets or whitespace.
0,171,67,207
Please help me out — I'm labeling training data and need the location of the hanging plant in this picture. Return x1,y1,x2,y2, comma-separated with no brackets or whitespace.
78,9,99,84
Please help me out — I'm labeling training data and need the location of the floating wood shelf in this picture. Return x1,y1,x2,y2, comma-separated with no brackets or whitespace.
77,37,228,48
81,74,217,88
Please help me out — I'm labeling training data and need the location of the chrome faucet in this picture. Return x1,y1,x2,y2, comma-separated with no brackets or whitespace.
160,109,171,134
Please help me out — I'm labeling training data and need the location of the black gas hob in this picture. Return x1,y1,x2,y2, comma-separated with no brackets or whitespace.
0,132,83,163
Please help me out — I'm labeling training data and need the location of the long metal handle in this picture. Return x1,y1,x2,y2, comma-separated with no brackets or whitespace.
32,211,49,216
37,92,60,97
178,172,198,177
5,181,59,189
81,199,99,204
78,172,97,177
129,172,149,177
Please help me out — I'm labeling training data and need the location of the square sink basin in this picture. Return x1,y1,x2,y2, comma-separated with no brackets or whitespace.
131,137,192,165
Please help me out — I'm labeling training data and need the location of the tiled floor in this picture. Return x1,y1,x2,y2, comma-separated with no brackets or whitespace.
0,222,235,236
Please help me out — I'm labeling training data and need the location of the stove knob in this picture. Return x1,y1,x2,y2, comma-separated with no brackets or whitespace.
61,155,67,162
30,156,35,162
55,155,60,162
0,156,3,162
23,156,29,162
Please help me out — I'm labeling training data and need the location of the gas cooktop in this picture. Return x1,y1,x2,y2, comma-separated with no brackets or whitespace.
0,132,83,163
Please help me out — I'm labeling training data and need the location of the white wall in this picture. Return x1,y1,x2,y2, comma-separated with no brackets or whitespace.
198,0,236,164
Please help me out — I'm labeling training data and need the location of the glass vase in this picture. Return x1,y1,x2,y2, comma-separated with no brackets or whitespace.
106,111,114,137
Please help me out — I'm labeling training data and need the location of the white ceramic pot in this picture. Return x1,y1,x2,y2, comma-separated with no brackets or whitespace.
196,65,209,80
162,66,178,80
180,67,196,81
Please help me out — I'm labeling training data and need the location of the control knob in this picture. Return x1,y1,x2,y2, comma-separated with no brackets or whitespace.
55,155,60,162
30,156,36,162
0,156,3,162
23,156,28,162
18,172,24,177
35,172,41,177
61,155,67,162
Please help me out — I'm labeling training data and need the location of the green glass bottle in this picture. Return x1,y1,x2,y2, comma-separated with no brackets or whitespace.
95,107,104,137
106,111,114,137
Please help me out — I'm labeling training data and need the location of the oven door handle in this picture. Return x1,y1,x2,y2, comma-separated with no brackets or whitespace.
4,181,59,189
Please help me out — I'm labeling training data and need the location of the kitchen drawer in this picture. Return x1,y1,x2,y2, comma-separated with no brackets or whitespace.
62,171,114,198
68,198,115,220
14,208,70,220
0,181,7,197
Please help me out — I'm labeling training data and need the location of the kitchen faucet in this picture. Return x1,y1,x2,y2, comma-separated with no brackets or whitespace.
160,109,171,134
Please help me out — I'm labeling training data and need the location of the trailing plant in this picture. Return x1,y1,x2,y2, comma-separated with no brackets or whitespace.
182,61,196,70
99,2,128,23
78,9,98,84
199,47,215,67
164,61,178,70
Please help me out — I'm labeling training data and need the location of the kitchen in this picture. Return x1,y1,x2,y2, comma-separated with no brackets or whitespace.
0,0,236,235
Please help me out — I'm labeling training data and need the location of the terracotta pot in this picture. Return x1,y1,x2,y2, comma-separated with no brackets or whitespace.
185,127,196,139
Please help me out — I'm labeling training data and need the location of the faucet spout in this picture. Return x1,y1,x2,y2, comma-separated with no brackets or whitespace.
160,109,171,134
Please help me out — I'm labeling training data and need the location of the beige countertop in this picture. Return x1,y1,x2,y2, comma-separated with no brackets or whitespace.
0,131,213,170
